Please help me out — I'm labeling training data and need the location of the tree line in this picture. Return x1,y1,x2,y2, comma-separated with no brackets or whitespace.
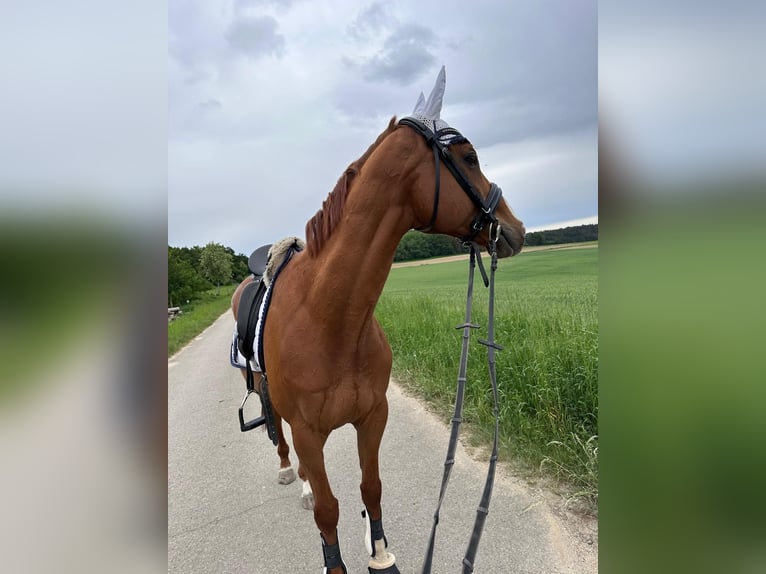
168,242,248,307
523,223,598,246
169,223,597,305
393,223,598,261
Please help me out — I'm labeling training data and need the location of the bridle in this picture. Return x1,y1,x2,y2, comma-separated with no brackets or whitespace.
398,116,504,242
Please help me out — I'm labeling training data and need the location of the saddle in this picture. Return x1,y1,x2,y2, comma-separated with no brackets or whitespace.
231,238,304,444
236,244,271,372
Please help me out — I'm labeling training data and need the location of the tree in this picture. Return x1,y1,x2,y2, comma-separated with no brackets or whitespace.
199,242,232,295
394,231,466,262
168,246,210,306
225,246,250,282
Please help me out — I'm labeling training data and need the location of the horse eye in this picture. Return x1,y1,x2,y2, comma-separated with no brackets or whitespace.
464,153,478,167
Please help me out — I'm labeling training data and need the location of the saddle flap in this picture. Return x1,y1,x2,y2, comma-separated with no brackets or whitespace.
236,278,268,361
248,244,272,277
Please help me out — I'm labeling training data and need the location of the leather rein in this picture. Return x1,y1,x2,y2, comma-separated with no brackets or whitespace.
420,237,503,574
398,118,504,573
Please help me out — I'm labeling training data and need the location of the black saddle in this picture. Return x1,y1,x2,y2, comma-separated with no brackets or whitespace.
248,243,272,277
236,277,268,371
236,243,271,373
233,241,302,443
235,244,274,441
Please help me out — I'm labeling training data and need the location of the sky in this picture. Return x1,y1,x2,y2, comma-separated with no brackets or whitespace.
168,0,597,255
600,1,765,190
0,1,166,222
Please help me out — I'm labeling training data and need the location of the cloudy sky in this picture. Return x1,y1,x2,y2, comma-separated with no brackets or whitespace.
169,0,597,255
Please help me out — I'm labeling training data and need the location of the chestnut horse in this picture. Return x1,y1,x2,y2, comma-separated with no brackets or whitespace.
250,70,524,573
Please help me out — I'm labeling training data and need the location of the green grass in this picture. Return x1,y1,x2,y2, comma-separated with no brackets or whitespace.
377,246,598,510
168,286,236,357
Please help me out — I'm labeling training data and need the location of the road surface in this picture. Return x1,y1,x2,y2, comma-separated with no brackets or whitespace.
168,313,597,573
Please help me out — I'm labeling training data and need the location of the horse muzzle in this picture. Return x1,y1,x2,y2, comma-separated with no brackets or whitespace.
478,183,523,259
494,219,525,258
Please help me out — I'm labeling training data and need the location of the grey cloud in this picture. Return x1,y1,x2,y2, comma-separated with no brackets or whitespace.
225,15,285,59
332,78,403,121
235,0,303,10
360,23,437,85
194,99,222,114
347,1,396,40
168,1,221,76
456,94,597,149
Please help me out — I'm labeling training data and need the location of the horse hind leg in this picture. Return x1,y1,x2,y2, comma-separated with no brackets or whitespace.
292,425,347,573
298,460,314,510
274,414,297,484
238,368,295,484
356,400,400,573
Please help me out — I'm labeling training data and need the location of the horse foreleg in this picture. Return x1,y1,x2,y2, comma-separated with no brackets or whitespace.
292,425,347,574
356,400,400,573
274,414,296,484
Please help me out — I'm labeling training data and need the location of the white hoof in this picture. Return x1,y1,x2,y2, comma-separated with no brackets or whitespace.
369,543,396,570
301,480,314,510
278,465,297,485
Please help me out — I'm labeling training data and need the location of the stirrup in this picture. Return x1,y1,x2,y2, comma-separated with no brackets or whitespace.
238,377,278,446
238,390,266,432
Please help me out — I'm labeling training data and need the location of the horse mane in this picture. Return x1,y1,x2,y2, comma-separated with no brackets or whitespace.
305,116,399,257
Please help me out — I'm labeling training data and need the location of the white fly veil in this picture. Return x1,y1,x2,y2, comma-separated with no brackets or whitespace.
402,65,451,133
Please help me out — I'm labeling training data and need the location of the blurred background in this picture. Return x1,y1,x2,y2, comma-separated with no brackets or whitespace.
1,1,764,573
599,1,766,573
0,2,167,573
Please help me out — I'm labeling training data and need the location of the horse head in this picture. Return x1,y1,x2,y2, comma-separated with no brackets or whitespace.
397,66,525,258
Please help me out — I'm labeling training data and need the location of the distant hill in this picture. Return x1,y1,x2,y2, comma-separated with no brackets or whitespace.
524,223,598,246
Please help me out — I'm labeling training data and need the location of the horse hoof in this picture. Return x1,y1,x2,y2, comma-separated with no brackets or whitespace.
301,481,314,510
368,549,397,572
278,466,297,485
368,563,400,574
301,491,314,510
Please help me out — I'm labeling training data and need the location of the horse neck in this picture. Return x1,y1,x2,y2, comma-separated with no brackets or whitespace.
308,170,415,332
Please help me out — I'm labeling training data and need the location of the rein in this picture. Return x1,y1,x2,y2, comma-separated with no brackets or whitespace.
396,116,505,572
421,225,503,574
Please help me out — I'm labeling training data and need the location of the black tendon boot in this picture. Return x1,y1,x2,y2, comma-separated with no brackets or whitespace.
320,531,348,574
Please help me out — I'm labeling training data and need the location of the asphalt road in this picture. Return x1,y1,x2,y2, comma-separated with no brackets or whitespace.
169,312,597,573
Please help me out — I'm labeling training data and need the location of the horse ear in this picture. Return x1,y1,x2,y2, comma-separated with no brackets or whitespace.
412,92,426,114
422,65,446,119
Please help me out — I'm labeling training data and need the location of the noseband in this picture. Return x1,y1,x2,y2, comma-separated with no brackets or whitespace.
398,117,503,242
